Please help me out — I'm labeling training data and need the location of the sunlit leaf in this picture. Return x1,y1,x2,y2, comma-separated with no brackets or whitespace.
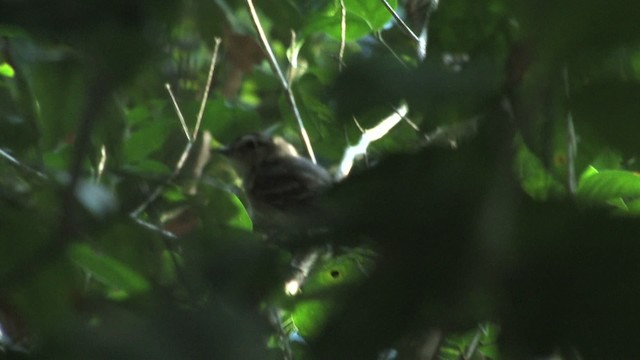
577,168,640,203
0,62,15,77
303,0,396,41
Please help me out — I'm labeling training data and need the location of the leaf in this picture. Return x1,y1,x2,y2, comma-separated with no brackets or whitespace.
199,187,253,231
68,243,150,296
290,251,375,338
344,0,396,31
123,159,172,176
29,56,89,150
515,141,566,200
0,62,15,77
125,105,152,125
577,168,640,202
303,0,397,41
123,119,172,162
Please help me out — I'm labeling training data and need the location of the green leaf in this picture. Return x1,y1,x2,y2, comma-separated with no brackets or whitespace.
226,194,253,230
304,0,396,41
123,119,172,162
577,168,640,202
30,56,89,150
0,62,15,77
344,0,396,31
516,141,566,200
290,251,375,338
68,243,150,296
122,159,171,176
200,187,253,231
125,105,152,125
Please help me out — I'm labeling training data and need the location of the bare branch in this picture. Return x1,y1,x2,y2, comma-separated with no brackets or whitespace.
131,39,222,219
129,142,193,218
193,37,222,140
375,31,410,69
402,114,421,132
131,216,178,240
463,327,483,359
379,0,420,43
0,147,47,179
353,116,365,134
336,103,409,180
339,0,347,70
96,145,107,182
166,83,191,142
287,30,297,86
564,66,577,195
246,0,317,164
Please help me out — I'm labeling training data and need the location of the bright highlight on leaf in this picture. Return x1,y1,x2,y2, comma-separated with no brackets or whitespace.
0,62,14,78
577,168,640,202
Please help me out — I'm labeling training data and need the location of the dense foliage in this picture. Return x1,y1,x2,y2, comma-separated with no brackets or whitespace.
2,0,640,359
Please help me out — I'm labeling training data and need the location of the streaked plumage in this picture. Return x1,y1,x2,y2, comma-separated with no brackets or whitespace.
220,133,333,217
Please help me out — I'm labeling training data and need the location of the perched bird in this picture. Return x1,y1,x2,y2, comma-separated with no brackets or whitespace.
219,133,333,226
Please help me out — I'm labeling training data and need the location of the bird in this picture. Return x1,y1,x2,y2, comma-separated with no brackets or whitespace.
218,133,334,228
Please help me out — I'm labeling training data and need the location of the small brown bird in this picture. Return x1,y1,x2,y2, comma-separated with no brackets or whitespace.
219,133,333,226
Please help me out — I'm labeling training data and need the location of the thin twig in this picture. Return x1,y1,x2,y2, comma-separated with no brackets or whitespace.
463,327,483,359
166,83,191,142
352,116,365,134
564,66,577,195
245,0,288,89
375,31,410,69
402,114,421,132
193,37,222,140
379,0,420,43
246,0,317,164
96,145,107,182
131,216,178,240
339,0,347,70
287,31,296,86
417,0,439,61
0,148,47,179
131,39,221,219
129,142,193,218
268,308,294,360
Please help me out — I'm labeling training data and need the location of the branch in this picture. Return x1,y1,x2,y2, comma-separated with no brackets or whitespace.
339,0,347,70
463,327,483,359
193,37,222,139
286,30,299,86
129,141,193,218
166,83,191,142
564,66,577,195
379,0,420,43
336,103,409,180
130,39,221,219
0,148,47,180
131,216,178,240
246,0,317,164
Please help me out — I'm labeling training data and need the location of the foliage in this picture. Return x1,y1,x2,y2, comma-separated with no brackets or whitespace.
1,0,640,359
